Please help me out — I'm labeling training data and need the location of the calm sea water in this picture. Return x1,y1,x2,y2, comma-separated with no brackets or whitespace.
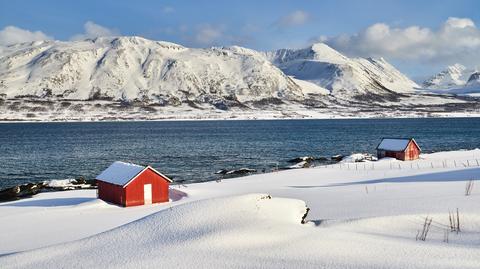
0,118,479,189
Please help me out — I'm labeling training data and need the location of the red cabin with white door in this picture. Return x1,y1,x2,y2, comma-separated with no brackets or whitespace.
96,161,172,207
376,138,421,161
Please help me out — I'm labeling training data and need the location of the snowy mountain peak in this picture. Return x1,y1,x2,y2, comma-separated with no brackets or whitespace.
265,43,348,65
423,64,471,89
446,63,466,73
309,43,349,64
266,43,417,98
466,72,480,87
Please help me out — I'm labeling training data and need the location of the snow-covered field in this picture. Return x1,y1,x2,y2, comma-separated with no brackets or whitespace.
1,149,480,268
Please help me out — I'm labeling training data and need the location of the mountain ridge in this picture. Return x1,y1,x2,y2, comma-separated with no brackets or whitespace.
0,36,479,121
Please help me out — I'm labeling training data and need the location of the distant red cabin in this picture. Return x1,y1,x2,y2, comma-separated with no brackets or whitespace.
96,161,172,207
376,138,421,161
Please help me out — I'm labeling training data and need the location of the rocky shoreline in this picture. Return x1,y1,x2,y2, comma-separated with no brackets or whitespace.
0,177,96,202
0,153,372,203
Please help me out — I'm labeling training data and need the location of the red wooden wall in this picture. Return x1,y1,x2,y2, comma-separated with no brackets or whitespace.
404,141,420,160
124,169,170,207
97,181,125,205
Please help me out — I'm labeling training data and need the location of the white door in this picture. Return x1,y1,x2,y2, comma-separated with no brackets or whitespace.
144,184,152,205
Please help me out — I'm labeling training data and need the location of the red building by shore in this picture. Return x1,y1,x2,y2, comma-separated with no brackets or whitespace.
96,161,172,207
376,138,421,161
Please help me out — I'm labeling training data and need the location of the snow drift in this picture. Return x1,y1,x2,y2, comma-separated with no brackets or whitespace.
2,194,309,268
2,150,480,268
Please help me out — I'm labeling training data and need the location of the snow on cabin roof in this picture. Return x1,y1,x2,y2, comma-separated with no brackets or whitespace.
376,138,417,151
96,161,172,186
96,162,145,186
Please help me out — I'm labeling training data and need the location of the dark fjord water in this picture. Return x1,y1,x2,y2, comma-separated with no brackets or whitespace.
0,118,479,189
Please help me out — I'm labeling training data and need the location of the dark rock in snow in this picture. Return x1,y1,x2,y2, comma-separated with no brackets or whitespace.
72,177,87,185
288,156,315,163
288,161,312,169
331,154,344,161
0,185,21,201
225,168,257,175
215,168,257,176
214,169,229,175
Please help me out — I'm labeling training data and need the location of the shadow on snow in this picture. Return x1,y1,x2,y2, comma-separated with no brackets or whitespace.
288,167,480,189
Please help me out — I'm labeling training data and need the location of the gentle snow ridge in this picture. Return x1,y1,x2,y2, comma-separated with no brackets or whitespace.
1,149,480,268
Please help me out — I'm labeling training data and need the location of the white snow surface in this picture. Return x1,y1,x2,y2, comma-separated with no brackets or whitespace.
1,149,480,268
377,138,412,151
43,179,77,187
96,161,145,186
340,153,377,163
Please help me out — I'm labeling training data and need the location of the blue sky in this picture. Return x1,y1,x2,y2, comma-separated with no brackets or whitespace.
1,0,479,77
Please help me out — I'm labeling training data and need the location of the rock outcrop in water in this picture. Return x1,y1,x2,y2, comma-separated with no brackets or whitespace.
215,168,257,176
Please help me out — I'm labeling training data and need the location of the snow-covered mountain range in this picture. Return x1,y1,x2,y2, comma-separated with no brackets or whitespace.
422,64,480,95
0,37,305,107
0,36,479,121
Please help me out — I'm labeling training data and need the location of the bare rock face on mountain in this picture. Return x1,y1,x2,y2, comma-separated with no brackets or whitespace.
0,36,304,108
265,43,418,101
466,72,480,88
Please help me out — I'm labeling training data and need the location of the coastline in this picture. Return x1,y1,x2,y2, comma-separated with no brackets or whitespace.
2,111,480,123
0,148,479,268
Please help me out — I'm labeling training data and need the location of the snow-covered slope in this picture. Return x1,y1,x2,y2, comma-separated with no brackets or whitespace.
466,72,480,88
1,149,480,268
422,64,480,96
0,38,478,121
0,37,304,107
265,43,419,99
423,64,474,90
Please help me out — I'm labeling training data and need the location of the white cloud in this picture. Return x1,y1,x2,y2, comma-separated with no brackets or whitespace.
0,26,52,46
161,6,175,14
192,24,225,46
314,17,480,67
180,23,252,47
70,21,119,41
276,10,310,28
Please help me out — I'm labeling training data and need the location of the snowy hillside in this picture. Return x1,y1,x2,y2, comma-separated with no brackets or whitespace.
0,37,303,106
265,43,419,100
423,64,474,90
1,149,480,268
422,64,480,96
466,72,480,88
